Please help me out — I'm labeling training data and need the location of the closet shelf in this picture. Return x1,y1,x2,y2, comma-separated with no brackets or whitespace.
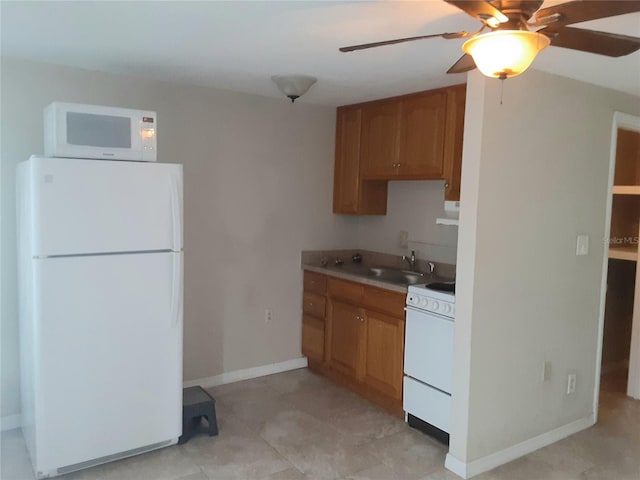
609,246,638,261
613,185,640,195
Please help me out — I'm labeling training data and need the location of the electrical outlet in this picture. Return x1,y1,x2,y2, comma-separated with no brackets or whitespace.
567,373,577,395
265,309,272,323
399,230,409,249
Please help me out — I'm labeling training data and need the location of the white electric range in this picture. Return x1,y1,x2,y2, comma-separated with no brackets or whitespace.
404,281,455,444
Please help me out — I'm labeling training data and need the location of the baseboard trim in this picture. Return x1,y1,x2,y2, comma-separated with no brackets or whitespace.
183,357,309,389
444,453,468,479
1,414,22,431
445,415,595,479
1,358,309,432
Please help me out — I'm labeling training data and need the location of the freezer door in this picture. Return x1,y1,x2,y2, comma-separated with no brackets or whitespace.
32,252,182,473
27,156,182,256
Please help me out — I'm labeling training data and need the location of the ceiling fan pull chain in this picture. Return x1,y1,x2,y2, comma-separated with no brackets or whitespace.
500,78,504,106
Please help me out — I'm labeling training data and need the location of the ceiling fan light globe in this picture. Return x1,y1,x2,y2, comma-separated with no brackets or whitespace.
462,30,551,79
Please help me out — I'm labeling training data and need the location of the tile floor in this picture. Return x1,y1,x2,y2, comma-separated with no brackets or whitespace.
2,367,639,480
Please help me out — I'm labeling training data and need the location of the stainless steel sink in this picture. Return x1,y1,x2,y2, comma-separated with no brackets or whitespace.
366,267,425,285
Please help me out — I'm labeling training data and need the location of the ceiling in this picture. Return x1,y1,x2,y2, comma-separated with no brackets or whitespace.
1,1,639,106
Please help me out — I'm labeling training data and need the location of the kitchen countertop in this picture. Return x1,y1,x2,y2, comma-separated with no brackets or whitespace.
301,249,456,294
302,263,452,294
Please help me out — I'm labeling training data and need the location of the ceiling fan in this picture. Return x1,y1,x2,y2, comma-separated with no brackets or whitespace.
339,1,640,79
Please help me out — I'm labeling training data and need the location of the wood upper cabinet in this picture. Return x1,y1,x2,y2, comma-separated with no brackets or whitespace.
397,91,447,177
361,89,449,180
333,106,363,214
332,84,466,213
442,84,466,201
333,106,388,215
328,299,365,379
361,101,401,178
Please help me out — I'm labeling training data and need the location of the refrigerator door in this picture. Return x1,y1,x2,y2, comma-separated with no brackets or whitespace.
27,156,182,257
33,251,182,474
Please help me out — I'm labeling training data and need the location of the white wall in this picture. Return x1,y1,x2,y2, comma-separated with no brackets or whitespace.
0,57,453,421
0,57,358,418
449,70,640,474
354,180,459,264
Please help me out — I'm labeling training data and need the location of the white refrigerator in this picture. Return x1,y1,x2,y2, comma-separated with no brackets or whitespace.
17,156,183,479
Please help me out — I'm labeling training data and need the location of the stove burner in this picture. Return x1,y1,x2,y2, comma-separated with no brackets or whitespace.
426,282,455,294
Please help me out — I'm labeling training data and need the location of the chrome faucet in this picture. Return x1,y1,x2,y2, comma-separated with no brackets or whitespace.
402,250,417,272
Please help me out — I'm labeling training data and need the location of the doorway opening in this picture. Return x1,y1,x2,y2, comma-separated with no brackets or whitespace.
599,113,640,405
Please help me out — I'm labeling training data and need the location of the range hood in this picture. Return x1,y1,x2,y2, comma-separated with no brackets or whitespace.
436,201,460,226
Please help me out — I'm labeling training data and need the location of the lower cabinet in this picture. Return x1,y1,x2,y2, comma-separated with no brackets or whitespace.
302,270,406,413
362,310,405,401
328,300,365,378
302,315,325,362
302,271,327,363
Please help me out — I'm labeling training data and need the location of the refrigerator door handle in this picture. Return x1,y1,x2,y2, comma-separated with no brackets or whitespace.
170,253,182,328
170,174,183,251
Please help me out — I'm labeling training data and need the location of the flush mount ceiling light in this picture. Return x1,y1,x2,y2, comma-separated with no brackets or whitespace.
462,30,550,79
271,75,317,103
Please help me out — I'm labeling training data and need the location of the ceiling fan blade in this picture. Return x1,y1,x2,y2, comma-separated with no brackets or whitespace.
531,1,640,29
542,26,640,57
446,54,477,74
339,31,469,52
444,0,508,26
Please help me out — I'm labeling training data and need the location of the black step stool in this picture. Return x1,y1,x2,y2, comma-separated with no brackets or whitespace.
178,386,218,444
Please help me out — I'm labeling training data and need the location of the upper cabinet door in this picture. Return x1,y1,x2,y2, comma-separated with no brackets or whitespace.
398,91,447,177
330,84,466,214
443,84,467,201
361,101,400,178
333,106,362,214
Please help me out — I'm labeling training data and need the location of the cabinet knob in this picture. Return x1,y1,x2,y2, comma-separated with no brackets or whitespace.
309,303,313,307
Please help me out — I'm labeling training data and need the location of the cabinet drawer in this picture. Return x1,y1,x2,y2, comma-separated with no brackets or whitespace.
328,278,364,304
302,315,325,362
304,271,327,295
303,292,326,318
363,286,405,318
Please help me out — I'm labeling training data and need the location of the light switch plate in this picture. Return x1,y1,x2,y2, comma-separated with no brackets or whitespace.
576,234,589,256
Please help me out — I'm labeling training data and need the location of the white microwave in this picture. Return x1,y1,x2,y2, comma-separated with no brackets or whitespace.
44,102,157,162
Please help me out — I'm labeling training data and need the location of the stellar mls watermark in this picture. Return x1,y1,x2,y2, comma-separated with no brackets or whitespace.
607,236,639,245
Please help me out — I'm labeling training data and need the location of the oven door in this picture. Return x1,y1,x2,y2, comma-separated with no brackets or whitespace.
404,306,454,394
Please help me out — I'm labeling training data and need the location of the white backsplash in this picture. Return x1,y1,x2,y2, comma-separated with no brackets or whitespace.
353,180,458,264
